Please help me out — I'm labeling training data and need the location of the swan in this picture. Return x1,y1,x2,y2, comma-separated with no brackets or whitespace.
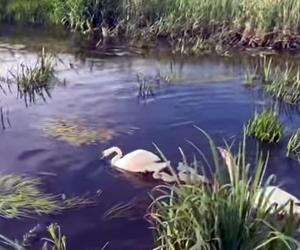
101,146,169,173
256,186,300,214
218,147,300,214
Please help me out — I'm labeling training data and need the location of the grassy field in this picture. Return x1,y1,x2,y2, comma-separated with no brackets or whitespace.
1,0,300,49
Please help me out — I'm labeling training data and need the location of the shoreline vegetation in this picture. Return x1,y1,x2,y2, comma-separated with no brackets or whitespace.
1,1,300,53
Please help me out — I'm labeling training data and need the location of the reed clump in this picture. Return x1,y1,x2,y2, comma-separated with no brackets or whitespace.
246,111,284,143
149,134,300,250
287,129,300,160
10,48,57,105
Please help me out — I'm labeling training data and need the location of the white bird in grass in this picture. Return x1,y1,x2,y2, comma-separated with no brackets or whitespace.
218,147,300,214
101,146,169,174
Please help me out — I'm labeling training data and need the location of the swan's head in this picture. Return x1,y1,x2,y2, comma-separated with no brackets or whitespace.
101,146,122,159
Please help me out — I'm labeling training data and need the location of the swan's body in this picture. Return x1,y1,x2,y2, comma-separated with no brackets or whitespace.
102,147,168,173
256,186,300,214
218,147,300,214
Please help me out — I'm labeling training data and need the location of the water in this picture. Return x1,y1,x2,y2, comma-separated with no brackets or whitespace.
1,28,300,249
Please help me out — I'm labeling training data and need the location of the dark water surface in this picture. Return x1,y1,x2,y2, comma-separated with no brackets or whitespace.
1,29,300,250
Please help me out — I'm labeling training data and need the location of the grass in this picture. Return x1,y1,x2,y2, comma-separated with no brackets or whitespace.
10,48,57,106
246,111,284,143
149,132,300,250
1,0,300,50
264,65,300,105
287,129,300,160
0,174,86,219
42,223,67,250
0,223,66,250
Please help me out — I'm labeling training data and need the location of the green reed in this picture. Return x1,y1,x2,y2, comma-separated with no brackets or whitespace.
42,223,67,250
246,111,284,143
149,132,300,250
10,48,57,105
287,129,300,160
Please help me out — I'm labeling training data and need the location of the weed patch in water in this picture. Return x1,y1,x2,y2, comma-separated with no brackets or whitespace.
43,119,115,146
0,174,81,219
149,134,300,250
246,111,283,143
287,129,300,161
265,66,300,105
10,48,59,106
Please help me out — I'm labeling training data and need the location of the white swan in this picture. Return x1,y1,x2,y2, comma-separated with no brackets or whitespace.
101,146,169,173
256,186,300,214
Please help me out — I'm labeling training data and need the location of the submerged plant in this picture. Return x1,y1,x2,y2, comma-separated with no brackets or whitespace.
43,118,115,146
246,111,284,143
149,132,300,250
0,174,86,219
287,129,300,160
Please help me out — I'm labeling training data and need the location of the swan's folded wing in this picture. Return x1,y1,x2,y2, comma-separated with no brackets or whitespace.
115,150,163,172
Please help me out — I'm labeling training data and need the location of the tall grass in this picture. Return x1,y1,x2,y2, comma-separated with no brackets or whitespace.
149,133,300,250
1,0,300,48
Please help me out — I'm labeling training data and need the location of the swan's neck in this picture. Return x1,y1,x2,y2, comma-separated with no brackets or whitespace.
111,147,123,165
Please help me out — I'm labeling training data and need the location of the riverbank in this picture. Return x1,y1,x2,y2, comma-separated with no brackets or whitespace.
1,0,300,53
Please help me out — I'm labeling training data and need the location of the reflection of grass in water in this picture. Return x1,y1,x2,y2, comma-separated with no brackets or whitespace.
43,119,115,146
246,110,284,144
0,174,83,219
149,133,300,250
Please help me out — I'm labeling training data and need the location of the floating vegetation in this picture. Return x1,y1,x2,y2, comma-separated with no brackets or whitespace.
149,133,300,250
42,223,67,250
287,129,300,160
43,119,115,146
246,111,284,143
10,48,61,106
0,174,82,219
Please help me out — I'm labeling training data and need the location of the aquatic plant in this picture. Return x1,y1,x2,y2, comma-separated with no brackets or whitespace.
0,174,85,219
136,73,158,100
149,132,300,250
287,129,300,160
246,111,284,143
265,65,300,105
2,0,300,50
0,234,25,250
261,57,273,84
10,48,57,105
42,223,67,250
43,119,115,146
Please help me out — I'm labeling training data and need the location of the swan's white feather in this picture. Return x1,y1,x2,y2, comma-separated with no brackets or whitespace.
256,186,300,214
114,149,163,172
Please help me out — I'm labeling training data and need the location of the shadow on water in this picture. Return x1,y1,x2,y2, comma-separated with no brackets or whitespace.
2,26,300,249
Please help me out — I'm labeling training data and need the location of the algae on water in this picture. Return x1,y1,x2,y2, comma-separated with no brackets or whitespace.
43,119,116,146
